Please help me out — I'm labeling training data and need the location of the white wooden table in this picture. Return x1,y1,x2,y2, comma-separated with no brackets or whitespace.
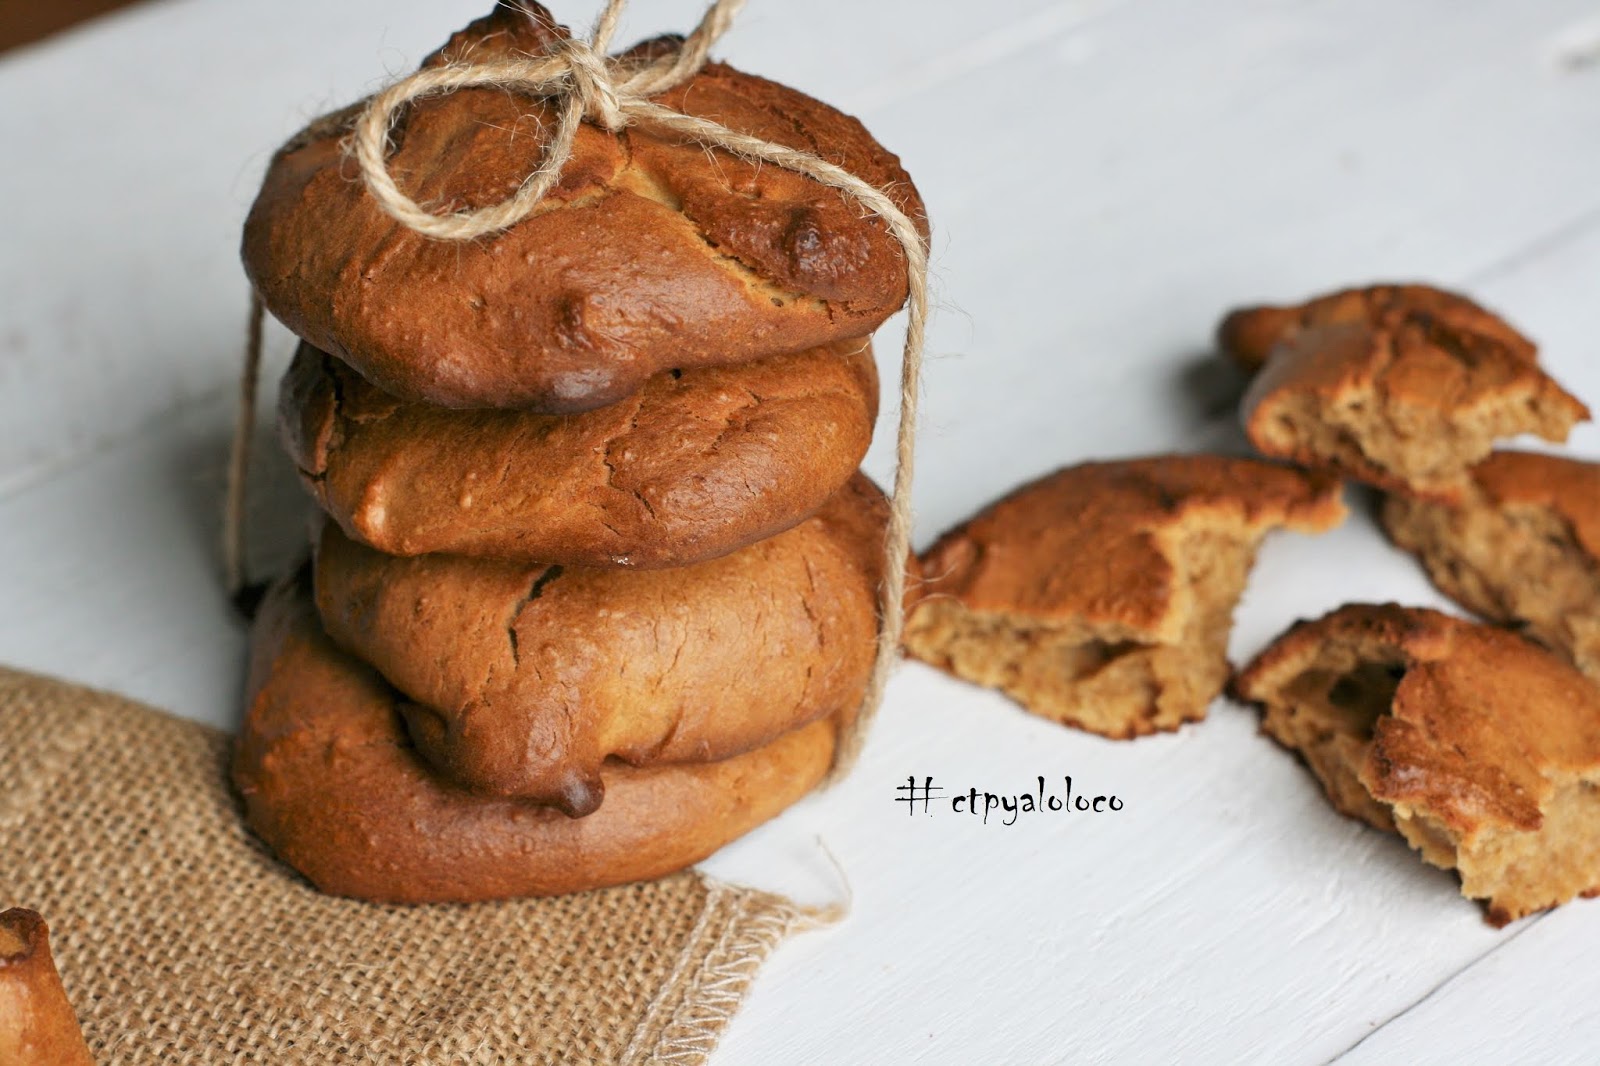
5,1,1600,1061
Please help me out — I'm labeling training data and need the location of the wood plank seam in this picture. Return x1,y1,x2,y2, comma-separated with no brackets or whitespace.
1324,914,1547,1063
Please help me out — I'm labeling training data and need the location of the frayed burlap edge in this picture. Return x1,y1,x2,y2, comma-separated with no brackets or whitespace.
623,881,839,1065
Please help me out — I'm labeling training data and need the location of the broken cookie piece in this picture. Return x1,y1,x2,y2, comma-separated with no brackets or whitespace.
904,455,1345,738
1235,603,1600,926
1383,450,1600,679
1227,284,1587,501
1218,283,1537,376
0,909,93,1066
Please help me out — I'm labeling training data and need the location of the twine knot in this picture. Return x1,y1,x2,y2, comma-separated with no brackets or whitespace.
553,36,627,132
344,0,756,241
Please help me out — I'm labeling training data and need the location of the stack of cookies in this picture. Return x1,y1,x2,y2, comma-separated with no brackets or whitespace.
231,5,926,903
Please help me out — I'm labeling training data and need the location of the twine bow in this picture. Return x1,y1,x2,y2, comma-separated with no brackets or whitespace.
228,0,928,774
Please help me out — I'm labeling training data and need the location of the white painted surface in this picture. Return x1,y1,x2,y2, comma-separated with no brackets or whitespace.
3,1,1600,1062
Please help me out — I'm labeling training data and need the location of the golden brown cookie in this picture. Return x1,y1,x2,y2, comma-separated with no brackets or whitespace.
1218,283,1536,375
0,909,93,1066
243,5,927,412
1235,603,1600,926
904,455,1345,738
1233,288,1586,501
234,573,839,903
280,337,878,567
1382,450,1600,679
313,474,888,815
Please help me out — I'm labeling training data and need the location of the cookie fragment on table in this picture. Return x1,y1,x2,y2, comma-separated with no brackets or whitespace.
0,908,93,1066
904,455,1345,738
1228,284,1587,500
1235,603,1600,926
1383,450,1600,679
1218,283,1536,375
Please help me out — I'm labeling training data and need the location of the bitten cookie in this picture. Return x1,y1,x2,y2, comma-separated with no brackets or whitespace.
314,474,889,815
281,338,878,567
904,456,1345,738
1218,283,1536,375
1231,286,1586,501
0,909,93,1066
1235,603,1600,926
1383,450,1600,679
234,573,839,904
243,4,928,412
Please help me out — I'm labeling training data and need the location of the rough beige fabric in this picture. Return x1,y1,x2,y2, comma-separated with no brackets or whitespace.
0,666,824,1064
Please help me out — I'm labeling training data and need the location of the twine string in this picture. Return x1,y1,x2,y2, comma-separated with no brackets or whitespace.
223,293,265,614
229,0,926,774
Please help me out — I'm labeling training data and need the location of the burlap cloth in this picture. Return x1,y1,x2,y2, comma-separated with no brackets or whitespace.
0,665,827,1064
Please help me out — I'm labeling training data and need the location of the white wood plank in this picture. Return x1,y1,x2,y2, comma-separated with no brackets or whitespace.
706,514,1495,1065
855,0,1600,543
0,383,308,724
1333,915,1594,1066
7,0,1600,499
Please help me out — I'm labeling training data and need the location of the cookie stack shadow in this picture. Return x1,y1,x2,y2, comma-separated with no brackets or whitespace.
231,4,926,903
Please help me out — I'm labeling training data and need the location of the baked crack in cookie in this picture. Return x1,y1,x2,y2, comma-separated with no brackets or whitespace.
1222,284,1587,500
1383,450,1600,680
904,456,1345,738
1236,603,1600,925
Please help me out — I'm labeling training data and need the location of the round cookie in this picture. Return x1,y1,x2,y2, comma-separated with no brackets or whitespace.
234,573,839,904
313,474,889,815
280,337,878,567
242,4,928,412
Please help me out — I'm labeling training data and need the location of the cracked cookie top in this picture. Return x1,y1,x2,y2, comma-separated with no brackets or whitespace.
242,4,928,412
279,337,878,567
